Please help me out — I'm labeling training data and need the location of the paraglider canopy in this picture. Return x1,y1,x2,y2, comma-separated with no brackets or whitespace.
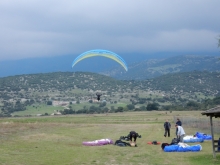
72,49,128,71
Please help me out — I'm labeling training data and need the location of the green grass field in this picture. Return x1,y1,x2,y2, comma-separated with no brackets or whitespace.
12,104,64,116
0,111,220,165
12,102,129,117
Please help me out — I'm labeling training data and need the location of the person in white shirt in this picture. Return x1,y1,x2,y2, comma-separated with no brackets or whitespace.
175,124,185,142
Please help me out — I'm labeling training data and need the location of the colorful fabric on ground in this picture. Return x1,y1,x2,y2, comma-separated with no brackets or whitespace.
82,139,113,146
164,143,202,152
195,132,212,140
183,135,204,143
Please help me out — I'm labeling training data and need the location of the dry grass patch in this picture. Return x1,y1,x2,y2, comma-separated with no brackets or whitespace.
0,111,219,165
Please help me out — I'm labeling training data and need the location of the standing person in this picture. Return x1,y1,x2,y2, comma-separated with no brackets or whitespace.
176,118,182,137
164,119,171,137
175,124,185,142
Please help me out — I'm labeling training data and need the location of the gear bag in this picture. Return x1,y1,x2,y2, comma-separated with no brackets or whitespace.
115,140,130,147
171,138,179,145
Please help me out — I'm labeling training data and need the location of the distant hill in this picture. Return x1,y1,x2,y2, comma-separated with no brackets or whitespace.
0,52,168,78
1,54,219,80
0,70,219,95
1,71,220,116
135,71,220,95
101,55,220,80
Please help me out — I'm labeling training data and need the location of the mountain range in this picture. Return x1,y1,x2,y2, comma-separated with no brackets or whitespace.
0,52,168,78
0,54,219,80
101,55,220,80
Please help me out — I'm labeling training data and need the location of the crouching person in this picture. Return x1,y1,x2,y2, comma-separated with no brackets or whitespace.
129,131,140,146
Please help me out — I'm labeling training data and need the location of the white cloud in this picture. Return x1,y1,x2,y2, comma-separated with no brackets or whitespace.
0,0,220,61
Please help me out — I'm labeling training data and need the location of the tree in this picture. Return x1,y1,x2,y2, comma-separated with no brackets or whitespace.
47,101,52,105
138,98,147,104
139,105,146,111
99,102,106,107
186,101,199,108
61,109,75,115
89,105,100,113
146,103,159,111
127,104,135,110
115,107,123,112
213,97,220,105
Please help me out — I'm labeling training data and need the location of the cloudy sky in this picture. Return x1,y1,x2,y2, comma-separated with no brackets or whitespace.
0,0,220,61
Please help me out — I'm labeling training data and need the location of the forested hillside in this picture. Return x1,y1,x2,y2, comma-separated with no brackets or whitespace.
137,71,220,95
0,71,220,117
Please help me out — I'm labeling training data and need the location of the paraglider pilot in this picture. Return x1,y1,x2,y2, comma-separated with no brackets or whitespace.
129,131,140,145
96,92,102,101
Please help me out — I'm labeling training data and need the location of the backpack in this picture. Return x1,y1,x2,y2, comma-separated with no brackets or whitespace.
115,140,130,147
170,138,179,145
161,143,170,150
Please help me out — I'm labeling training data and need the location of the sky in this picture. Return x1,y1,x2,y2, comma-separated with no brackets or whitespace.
0,0,220,62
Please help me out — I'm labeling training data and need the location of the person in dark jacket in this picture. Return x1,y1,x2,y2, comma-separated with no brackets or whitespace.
176,118,182,126
129,131,139,145
164,119,171,137
175,118,182,137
